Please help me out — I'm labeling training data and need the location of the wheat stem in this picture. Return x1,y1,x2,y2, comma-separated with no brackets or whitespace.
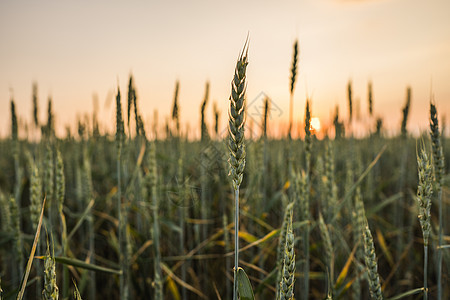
228,39,249,300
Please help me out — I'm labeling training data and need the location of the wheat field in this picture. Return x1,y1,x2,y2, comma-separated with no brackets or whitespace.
0,41,449,300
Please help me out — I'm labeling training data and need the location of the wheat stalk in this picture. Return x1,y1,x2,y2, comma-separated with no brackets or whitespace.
297,171,310,299
325,141,337,224
416,144,433,300
429,102,444,300
115,87,128,300
82,146,96,299
55,148,70,298
146,142,162,299
228,39,248,300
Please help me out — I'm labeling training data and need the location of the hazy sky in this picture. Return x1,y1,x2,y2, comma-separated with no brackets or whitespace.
1,0,449,138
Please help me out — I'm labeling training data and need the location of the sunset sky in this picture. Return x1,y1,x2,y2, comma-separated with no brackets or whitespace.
1,0,449,138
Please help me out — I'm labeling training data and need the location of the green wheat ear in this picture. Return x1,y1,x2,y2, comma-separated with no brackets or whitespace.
416,146,433,246
288,40,298,138
55,148,65,214
228,42,249,190
430,102,444,185
28,157,42,231
42,240,59,300
279,213,295,300
363,223,383,300
276,201,294,296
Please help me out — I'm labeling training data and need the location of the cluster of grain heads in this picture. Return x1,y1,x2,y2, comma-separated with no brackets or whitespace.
288,39,298,138
429,102,445,300
416,144,433,300
42,242,59,300
228,39,248,300
363,223,383,300
4,43,450,300
278,213,295,300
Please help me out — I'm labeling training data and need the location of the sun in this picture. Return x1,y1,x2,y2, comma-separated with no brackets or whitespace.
310,117,321,132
